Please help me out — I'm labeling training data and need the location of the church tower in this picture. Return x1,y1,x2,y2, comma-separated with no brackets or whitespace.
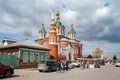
49,10,58,60
55,11,65,42
68,23,76,39
38,20,47,39
49,10,57,44
55,11,65,36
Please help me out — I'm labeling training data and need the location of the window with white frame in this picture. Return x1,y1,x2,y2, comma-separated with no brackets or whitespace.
30,52,34,62
23,52,28,63
45,54,48,61
36,53,39,62
41,54,44,61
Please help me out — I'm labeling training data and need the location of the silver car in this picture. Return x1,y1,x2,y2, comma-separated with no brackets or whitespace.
115,60,120,67
37,60,57,72
66,61,74,69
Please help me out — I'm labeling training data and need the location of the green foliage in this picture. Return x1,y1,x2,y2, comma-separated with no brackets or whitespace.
92,48,102,58
113,55,117,61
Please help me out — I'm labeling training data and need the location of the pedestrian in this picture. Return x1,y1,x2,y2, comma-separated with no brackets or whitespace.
56,61,61,73
79,61,82,68
60,61,65,72
65,60,69,71
81,61,85,69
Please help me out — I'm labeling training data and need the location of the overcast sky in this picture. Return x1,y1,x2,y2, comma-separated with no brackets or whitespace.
0,0,120,58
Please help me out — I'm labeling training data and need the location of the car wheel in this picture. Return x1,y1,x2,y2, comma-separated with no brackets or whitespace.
4,70,12,78
48,67,52,72
39,70,42,72
72,65,75,68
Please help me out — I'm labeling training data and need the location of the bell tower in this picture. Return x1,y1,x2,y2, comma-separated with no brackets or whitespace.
55,11,65,36
68,23,76,39
49,10,57,44
38,20,47,39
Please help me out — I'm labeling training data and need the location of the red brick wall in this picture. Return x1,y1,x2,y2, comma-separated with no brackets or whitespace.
49,45,58,60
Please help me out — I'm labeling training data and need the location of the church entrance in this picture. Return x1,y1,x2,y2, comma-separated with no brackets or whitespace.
61,45,74,61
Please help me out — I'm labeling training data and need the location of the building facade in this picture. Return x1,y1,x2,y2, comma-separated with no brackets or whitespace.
35,11,83,61
0,38,50,68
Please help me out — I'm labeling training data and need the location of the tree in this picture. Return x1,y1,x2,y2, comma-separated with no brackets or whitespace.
92,48,101,58
113,55,117,61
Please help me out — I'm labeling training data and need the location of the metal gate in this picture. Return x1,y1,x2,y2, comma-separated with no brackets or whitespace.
0,54,19,68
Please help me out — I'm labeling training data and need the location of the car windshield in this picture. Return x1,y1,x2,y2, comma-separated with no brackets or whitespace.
40,61,46,64
117,61,120,63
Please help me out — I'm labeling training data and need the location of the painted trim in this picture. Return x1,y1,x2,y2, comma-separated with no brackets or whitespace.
19,48,49,52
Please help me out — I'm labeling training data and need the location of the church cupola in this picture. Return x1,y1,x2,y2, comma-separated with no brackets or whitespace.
55,11,65,36
68,23,76,39
49,10,57,44
50,10,56,32
38,20,47,39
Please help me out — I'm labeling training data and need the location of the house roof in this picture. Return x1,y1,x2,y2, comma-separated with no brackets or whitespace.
2,37,17,42
87,55,93,58
0,40,50,50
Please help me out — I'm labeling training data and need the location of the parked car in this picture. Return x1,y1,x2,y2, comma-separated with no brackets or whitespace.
0,63,14,78
72,61,80,67
37,60,57,72
115,60,120,67
66,61,74,69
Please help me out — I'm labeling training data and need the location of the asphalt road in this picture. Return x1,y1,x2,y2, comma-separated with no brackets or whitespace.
1,64,120,80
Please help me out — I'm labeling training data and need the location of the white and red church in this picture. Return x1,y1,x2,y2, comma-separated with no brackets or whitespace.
35,11,83,61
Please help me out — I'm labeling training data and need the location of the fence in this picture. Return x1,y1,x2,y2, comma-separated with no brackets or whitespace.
0,54,19,68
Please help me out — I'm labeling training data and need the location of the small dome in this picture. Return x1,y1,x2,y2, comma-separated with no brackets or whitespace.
55,20,62,27
39,24,47,33
60,38,69,42
68,24,76,34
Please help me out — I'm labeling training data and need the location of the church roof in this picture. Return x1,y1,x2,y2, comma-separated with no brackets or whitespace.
39,23,47,33
68,24,76,34
69,39,79,44
60,38,69,42
0,40,50,50
55,20,62,28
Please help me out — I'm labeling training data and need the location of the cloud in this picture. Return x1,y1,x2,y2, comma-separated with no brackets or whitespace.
0,0,120,57
62,10,77,21
21,30,33,39
96,26,111,38
94,7,110,19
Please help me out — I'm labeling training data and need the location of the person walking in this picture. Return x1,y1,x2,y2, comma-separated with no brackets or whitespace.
60,61,65,72
56,61,61,73
65,60,69,71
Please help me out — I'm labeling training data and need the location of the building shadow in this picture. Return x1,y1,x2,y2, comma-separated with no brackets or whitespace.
0,75,20,79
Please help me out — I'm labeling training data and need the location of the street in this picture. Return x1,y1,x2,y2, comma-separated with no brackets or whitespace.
0,64,120,80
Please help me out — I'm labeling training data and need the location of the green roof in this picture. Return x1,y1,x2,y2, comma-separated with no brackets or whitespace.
39,24,47,33
68,24,76,34
55,20,62,27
